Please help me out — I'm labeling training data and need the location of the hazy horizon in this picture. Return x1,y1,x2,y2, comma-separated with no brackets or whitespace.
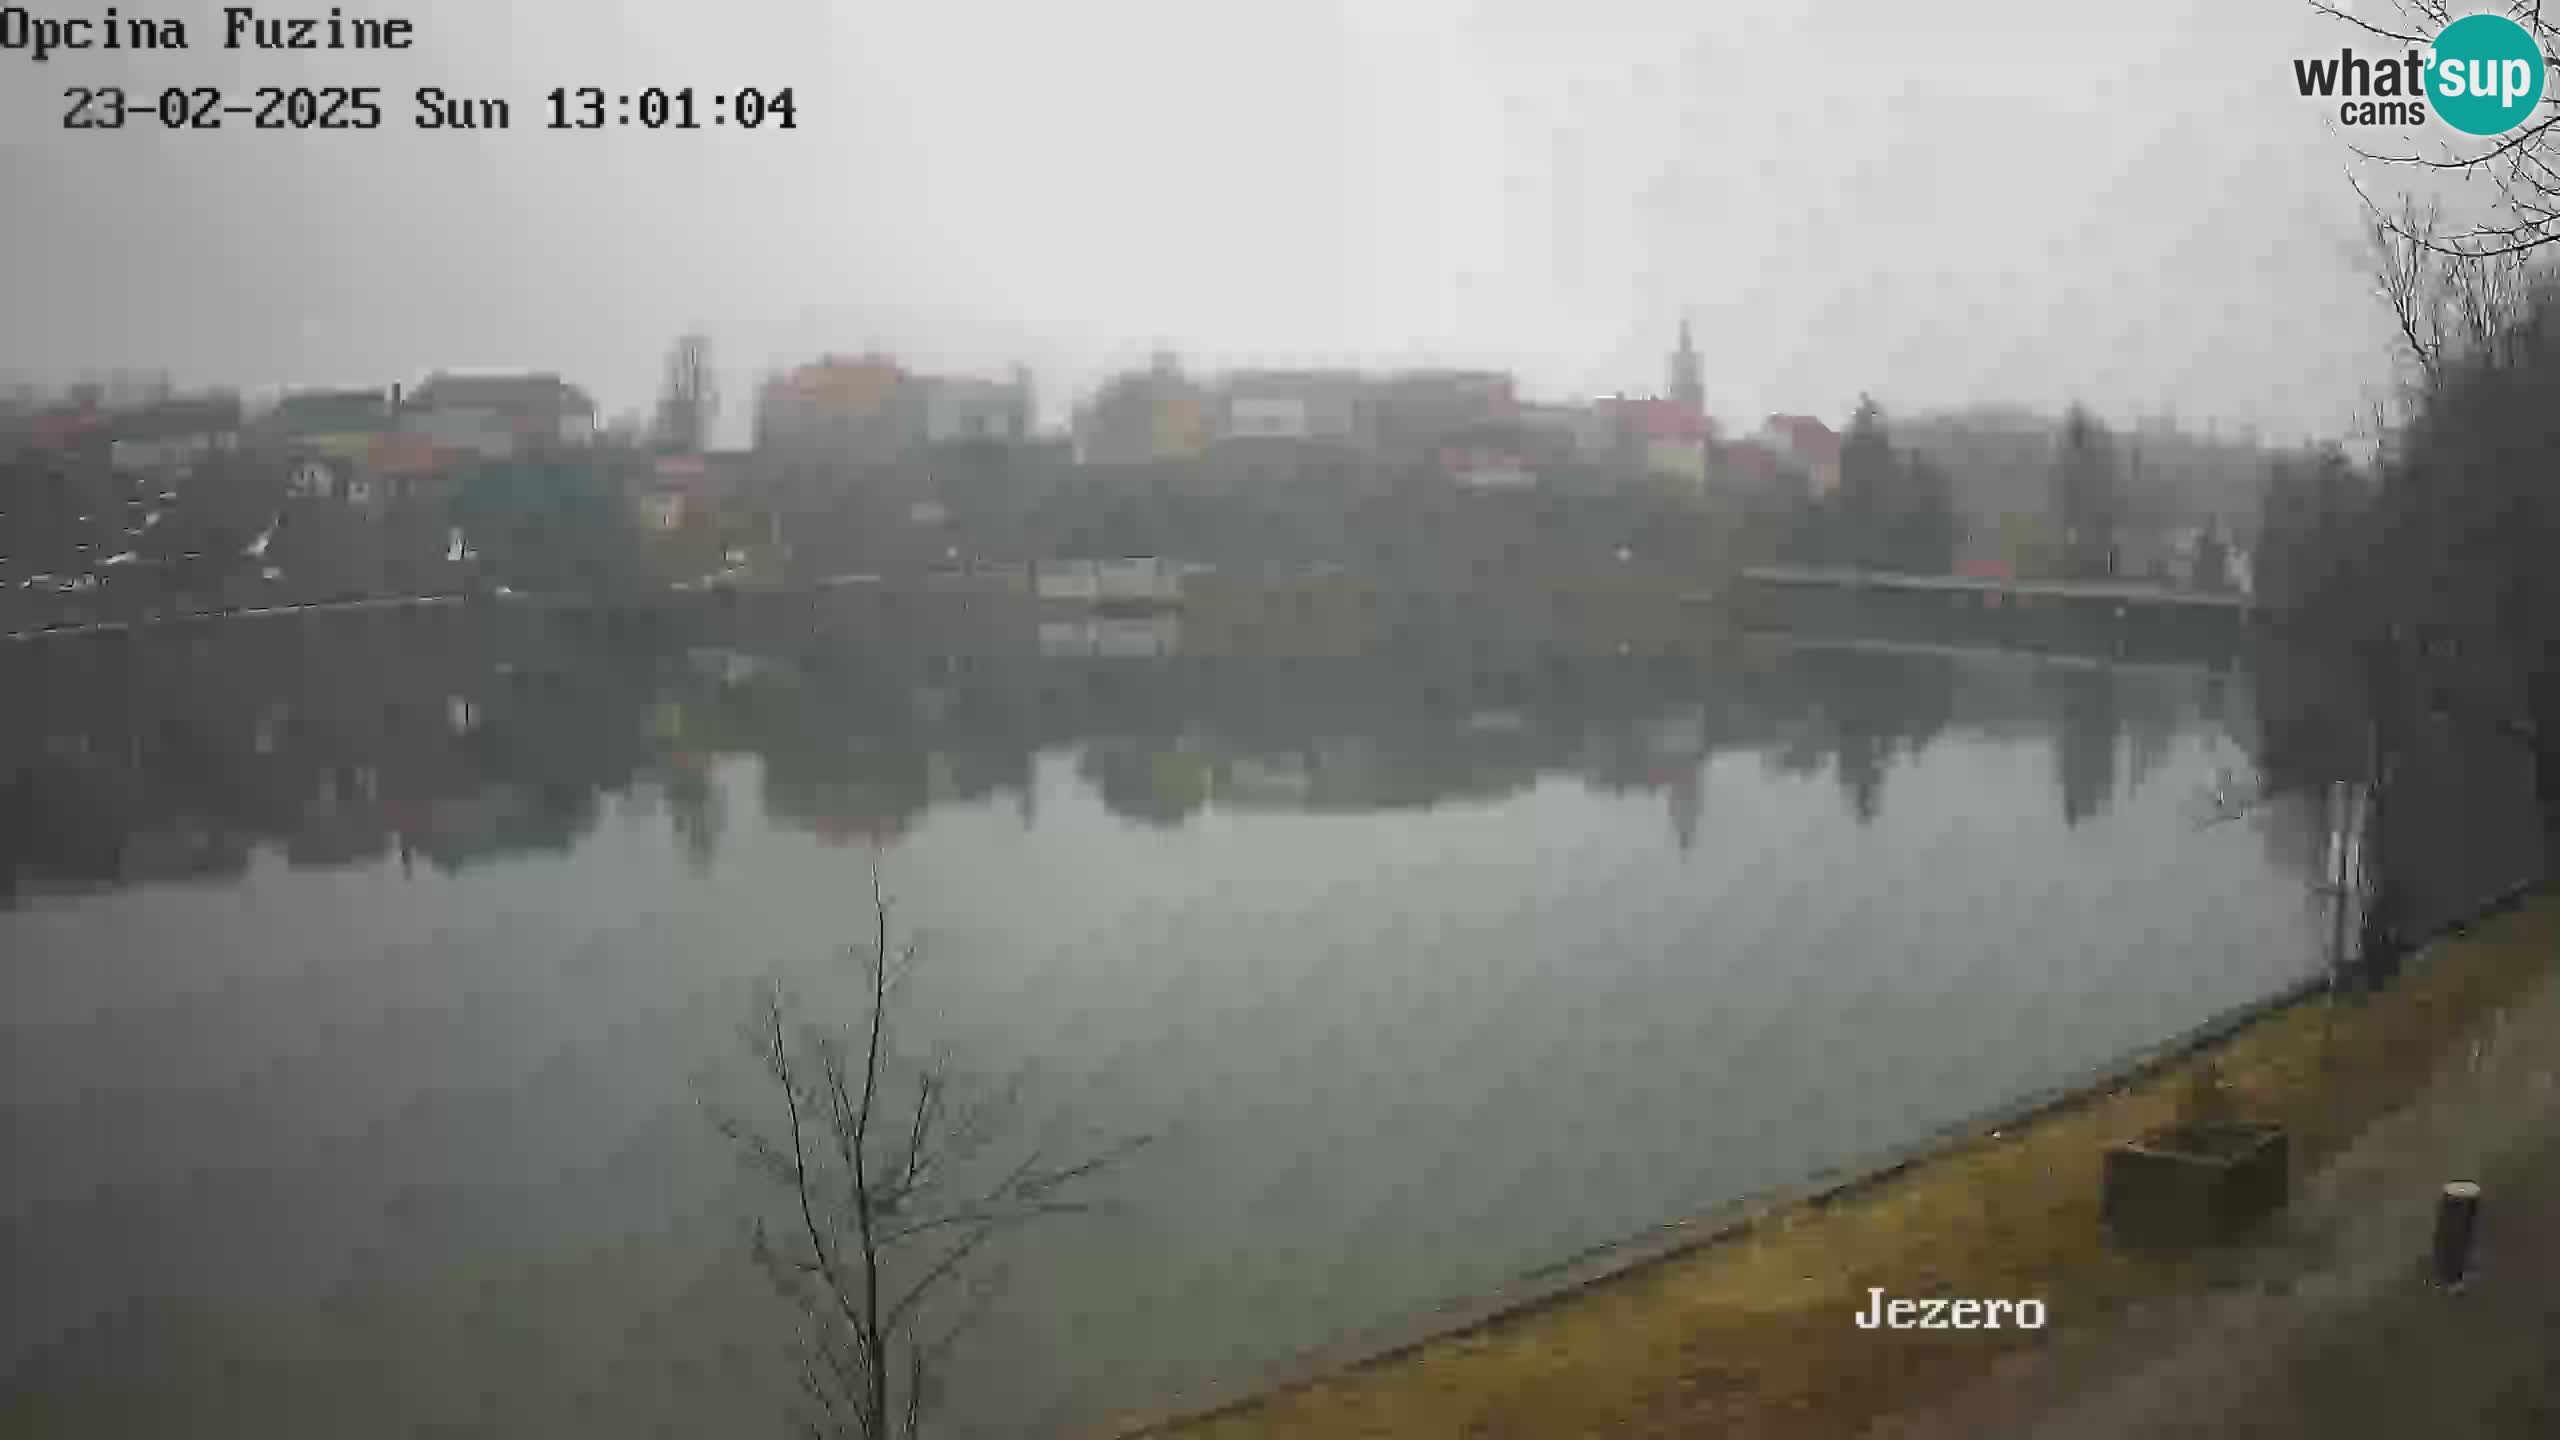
4,0,2416,448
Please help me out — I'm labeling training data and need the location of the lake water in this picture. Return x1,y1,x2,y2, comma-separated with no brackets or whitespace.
0,615,2333,1437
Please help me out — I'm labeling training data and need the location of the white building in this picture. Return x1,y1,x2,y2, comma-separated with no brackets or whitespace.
919,371,1033,445
1228,394,1312,440
1216,371,1368,445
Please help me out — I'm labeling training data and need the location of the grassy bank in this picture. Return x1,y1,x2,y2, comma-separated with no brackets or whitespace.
1125,892,2560,1440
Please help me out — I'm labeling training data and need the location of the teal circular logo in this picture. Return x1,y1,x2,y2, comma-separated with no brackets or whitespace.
2429,14,2547,136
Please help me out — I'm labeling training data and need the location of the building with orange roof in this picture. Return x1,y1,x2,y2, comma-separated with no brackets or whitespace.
754,354,917,467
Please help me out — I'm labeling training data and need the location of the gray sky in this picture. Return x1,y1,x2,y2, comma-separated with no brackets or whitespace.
2,0,2412,445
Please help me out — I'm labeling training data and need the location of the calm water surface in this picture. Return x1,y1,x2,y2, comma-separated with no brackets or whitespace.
0,618,2331,1437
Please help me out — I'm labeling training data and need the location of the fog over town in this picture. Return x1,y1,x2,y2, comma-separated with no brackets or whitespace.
9,3,2560,1439
7,0,2395,444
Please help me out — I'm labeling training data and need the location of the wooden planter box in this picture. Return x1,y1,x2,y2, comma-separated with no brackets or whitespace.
2102,1122,2289,1246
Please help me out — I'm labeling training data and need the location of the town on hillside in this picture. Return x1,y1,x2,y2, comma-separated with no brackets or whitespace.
1,321,2271,633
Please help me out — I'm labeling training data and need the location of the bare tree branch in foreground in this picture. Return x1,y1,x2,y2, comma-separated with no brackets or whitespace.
715,863,1150,1438
2366,195,2536,387
2319,1,2560,259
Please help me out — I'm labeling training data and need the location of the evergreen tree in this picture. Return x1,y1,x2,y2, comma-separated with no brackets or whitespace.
1891,451,1959,574
1834,394,1896,569
2053,404,2122,580
2192,520,2231,593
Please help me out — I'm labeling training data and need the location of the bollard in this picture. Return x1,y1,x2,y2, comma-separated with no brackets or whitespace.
2432,1181,2481,1290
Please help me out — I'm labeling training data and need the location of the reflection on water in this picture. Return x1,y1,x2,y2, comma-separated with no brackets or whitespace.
0,614,2327,1437
0,620,2259,894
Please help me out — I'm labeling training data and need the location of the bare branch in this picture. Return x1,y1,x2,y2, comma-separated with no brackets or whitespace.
2317,0,2560,260
2306,0,2431,45
1014,1133,1157,1201
725,867,1150,1438
2367,192,2447,380
885,1220,1002,1337
903,1344,924,1440
2353,111,2560,179
900,1072,939,1197
878,1200,1100,1247
846,858,893,1433
765,991,878,1371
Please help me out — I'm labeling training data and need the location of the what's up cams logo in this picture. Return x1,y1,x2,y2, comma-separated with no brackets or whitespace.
2294,11,2549,134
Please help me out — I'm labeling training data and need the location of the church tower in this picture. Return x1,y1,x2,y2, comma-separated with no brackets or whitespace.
1667,313,1705,417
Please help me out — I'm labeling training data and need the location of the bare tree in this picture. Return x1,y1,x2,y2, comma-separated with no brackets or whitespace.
2394,288,2560,854
2212,4,2560,930
717,865,1146,1438
2316,0,2560,259
2264,203,2560,890
2368,197,2536,386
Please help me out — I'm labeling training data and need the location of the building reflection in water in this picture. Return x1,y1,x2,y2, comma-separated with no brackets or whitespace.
0,607,2290,910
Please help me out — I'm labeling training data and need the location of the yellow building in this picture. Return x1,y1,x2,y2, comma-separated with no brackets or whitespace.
773,355,903,418
1646,436,1708,486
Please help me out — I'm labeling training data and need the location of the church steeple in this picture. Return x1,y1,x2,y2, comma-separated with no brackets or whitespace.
1668,313,1704,417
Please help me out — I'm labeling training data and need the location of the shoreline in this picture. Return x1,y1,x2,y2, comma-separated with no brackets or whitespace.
1096,972,2336,1437
1100,885,2555,1440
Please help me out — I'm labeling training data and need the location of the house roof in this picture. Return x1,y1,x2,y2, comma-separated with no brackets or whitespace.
1601,397,1709,444
1224,367,1366,384
1220,370,1372,410
765,357,906,416
30,405,108,449
1765,415,1842,464
411,372,596,417
1380,370,1516,403
1719,441,1782,482
110,394,244,441
1649,406,1709,444
1388,368,1511,382
273,389,392,435
1089,367,1207,414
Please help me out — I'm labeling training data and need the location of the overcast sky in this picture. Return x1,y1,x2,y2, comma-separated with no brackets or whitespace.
1,0,2417,445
